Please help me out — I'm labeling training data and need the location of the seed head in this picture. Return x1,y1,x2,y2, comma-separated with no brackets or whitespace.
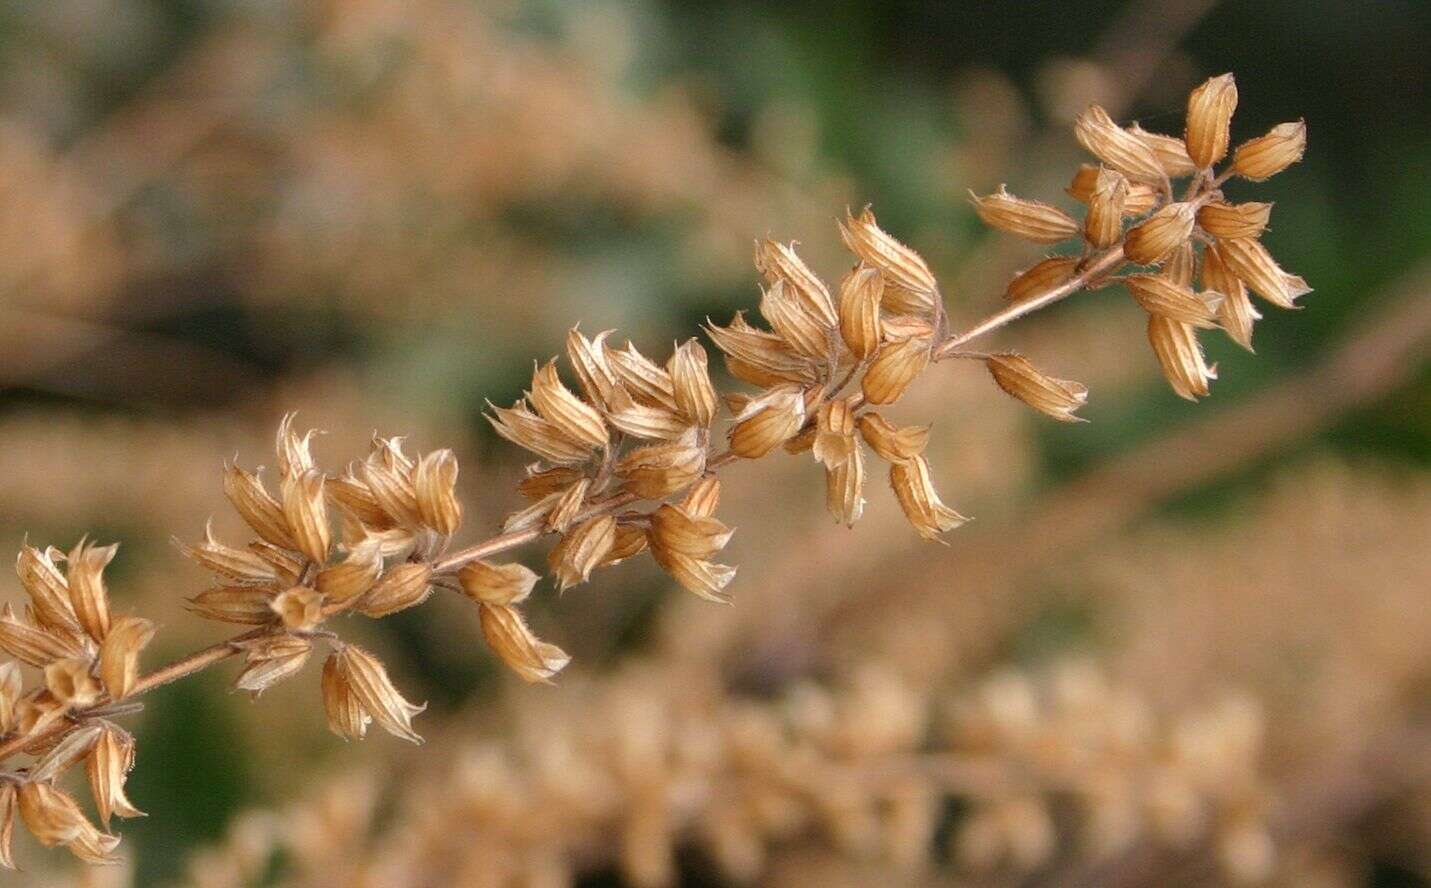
838,207,939,315
889,456,968,541
1124,275,1221,328
0,605,84,668
837,264,884,359
315,537,384,604
856,413,930,463
1128,124,1197,177
18,781,118,863
760,279,831,360
222,463,296,550
825,442,866,527
566,327,619,410
15,544,80,634
607,342,680,412
529,361,608,451
321,653,369,741
618,435,706,499
753,238,839,328
233,634,312,696
1203,244,1260,352
271,585,325,631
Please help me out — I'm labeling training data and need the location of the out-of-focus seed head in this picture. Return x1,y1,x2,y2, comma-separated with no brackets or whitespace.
985,353,1090,422
357,563,433,618
889,456,968,541
413,449,463,536
1197,201,1271,240
334,644,426,743
479,604,571,683
1232,120,1306,181
548,516,617,591
1123,202,1196,265
1125,275,1221,328
753,238,839,328
98,615,155,700
862,336,931,405
838,207,940,315
1006,256,1079,303
1147,315,1217,401
1074,105,1166,183
1185,73,1238,169
458,560,539,607
728,385,807,458
837,264,884,359
1214,237,1311,309
669,339,719,427
1083,166,1128,248
270,585,325,631
971,186,1080,244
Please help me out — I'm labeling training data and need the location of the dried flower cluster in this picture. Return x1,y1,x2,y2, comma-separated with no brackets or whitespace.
0,73,1309,869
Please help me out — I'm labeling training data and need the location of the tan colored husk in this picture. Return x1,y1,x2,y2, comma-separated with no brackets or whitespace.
529,361,608,451
1232,120,1306,181
65,540,117,644
728,385,807,458
233,635,312,695
889,456,968,540
1124,275,1221,328
837,264,884,358
856,413,931,463
15,545,80,634
1213,237,1311,309
321,653,369,741
1006,256,1079,303
270,586,324,631
1067,164,1159,214
862,336,931,405
649,504,734,560
754,238,839,328
0,662,20,733
186,586,278,625
222,463,296,550
479,604,570,684
281,469,332,565
1185,73,1238,169
760,279,830,360
1073,105,1166,182
17,781,116,861
413,449,463,536
517,465,587,500
681,476,722,519
1203,243,1261,351
704,313,818,386
334,644,426,744
618,437,707,499
1128,124,1197,177
602,523,650,566
839,206,939,314
1083,166,1128,248
566,328,618,410
825,441,866,526
985,353,1090,422
548,516,617,591
1197,201,1272,240
29,723,102,783
543,477,591,534
98,616,155,700
1147,315,1217,401
0,605,84,668
0,783,14,869
458,560,539,607
607,342,680,412
358,564,433,618
86,726,143,828
1124,202,1196,265
315,538,384,604
486,401,593,466
180,523,281,586
45,657,103,708
669,339,719,428
971,186,1080,244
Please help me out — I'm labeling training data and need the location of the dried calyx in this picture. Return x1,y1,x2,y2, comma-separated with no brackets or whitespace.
0,72,1308,869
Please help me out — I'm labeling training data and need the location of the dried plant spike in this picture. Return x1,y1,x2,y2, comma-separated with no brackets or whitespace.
1124,202,1196,265
838,264,884,358
1128,124,1198,177
971,186,1080,244
1197,201,1272,240
479,604,571,683
862,336,932,405
1006,256,1079,303
1083,166,1129,248
1185,73,1238,169
99,616,156,700
985,353,1090,422
458,560,540,606
413,449,463,536
1074,105,1166,182
1147,315,1217,400
86,726,143,828
838,206,939,314
1232,120,1307,180
1214,237,1312,309
1125,275,1221,328
334,644,426,743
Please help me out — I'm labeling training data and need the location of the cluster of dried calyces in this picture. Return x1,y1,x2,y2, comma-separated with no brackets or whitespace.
171,661,1273,888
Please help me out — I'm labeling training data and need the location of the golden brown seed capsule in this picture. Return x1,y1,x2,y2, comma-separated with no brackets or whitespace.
86,726,142,828
64,539,116,643
1164,242,1196,288
1197,201,1271,240
856,413,930,463
479,604,571,683
566,327,618,410
602,523,649,566
1203,243,1260,352
18,781,116,860
862,337,931,405
985,353,1090,422
606,387,690,441
1232,120,1306,181
1083,166,1128,248
1185,73,1238,169
321,653,369,740
1128,124,1197,178
0,604,84,667
1123,202,1196,265
760,279,831,360
754,238,839,328
548,516,617,591
1006,256,1079,303
1123,183,1160,216
618,437,706,499
458,560,540,606
315,538,383,604
1074,105,1166,182
529,361,608,450
413,449,463,536
544,477,590,534
98,615,155,700
334,644,426,743
270,585,324,630
728,385,807,458
1147,315,1217,401
326,473,394,530
825,441,866,527
233,635,312,695
358,563,433,618
186,586,277,625
181,524,280,585
44,657,102,708
1213,237,1311,309
889,456,968,541
669,339,719,427
282,469,332,565
517,465,587,500
971,186,1080,244
223,463,296,550
15,545,80,634
838,207,939,315
486,401,593,466
274,413,316,478
0,661,20,734
704,313,817,386
607,342,680,412
837,264,884,359
1124,275,1220,328
681,476,722,519
649,504,735,561
650,546,737,604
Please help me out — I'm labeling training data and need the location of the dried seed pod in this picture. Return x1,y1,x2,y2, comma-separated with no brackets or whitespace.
1213,237,1311,309
270,586,324,630
1232,120,1306,180
607,342,680,412
334,644,426,743
1203,243,1260,351
971,186,1080,244
1074,105,1166,182
825,441,866,526
86,725,142,827
1197,201,1271,240
502,492,564,534
728,385,807,458
0,605,84,667
186,586,278,625
544,478,591,534
45,657,102,708
650,547,737,604
358,455,427,529
358,563,433,618
1123,202,1196,265
566,327,618,410
529,361,608,450
281,469,332,565
760,279,830,360
812,398,858,469
326,473,394,530
274,413,317,478
0,782,14,869
856,413,930,463
98,616,155,700
985,353,1090,422
315,537,384,604
0,662,20,733
704,313,817,386
681,476,722,519
602,522,649,566
618,436,707,499
223,463,296,550
668,339,719,427
839,206,940,314
1125,275,1220,328
1147,316,1217,401
649,504,735,561
480,604,570,683
606,387,690,440
29,723,102,783
1164,241,1197,288
233,635,312,695
15,545,80,634
548,516,617,591
862,336,931,405
486,401,592,466
837,264,884,358
65,540,116,643
889,456,968,541
754,238,839,327
1128,124,1197,177
459,560,540,606
321,653,369,740
1185,73,1238,169
413,449,462,536
180,523,280,585
1006,256,1079,303
18,781,116,858
518,465,587,500
1083,166,1128,248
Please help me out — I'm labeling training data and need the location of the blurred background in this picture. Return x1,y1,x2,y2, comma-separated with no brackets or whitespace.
0,0,1426,885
